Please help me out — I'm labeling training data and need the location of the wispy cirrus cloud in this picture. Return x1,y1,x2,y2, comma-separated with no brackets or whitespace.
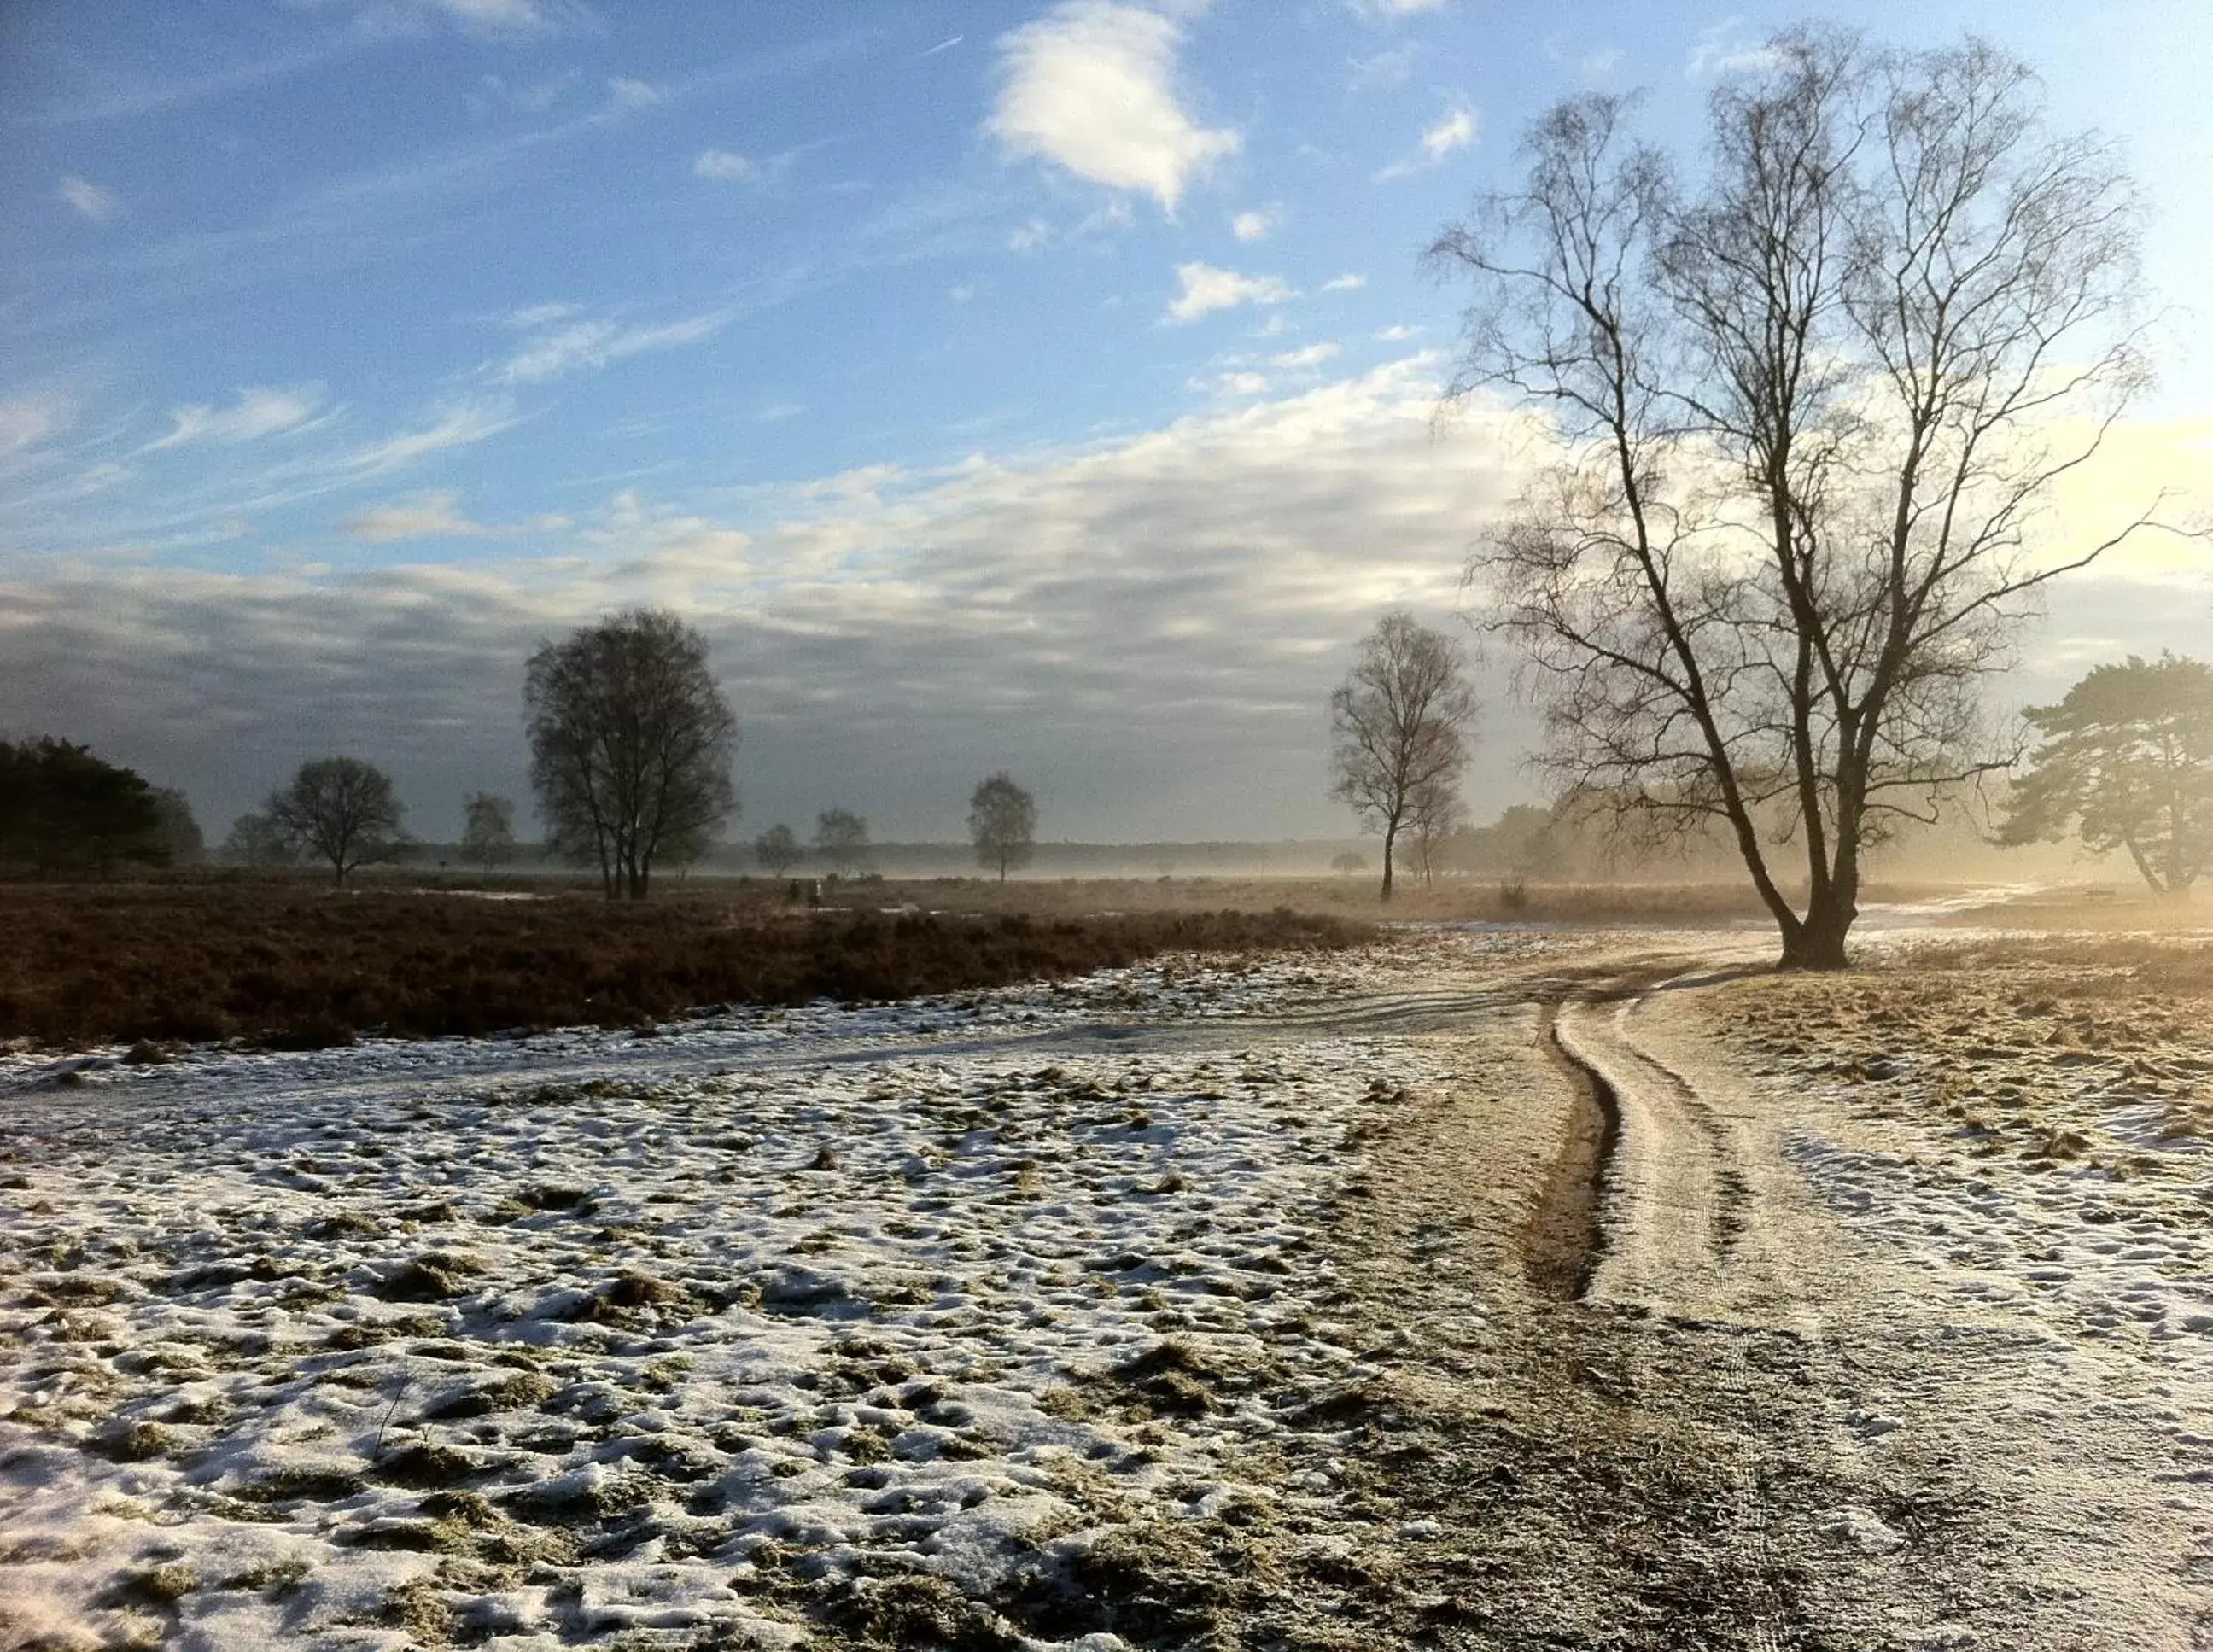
335,0,590,42
488,312,727,384
0,397,66,454
57,175,122,222
692,149,758,182
24,0,586,126
990,1,1238,214
469,69,580,116
1165,262,1295,324
498,301,581,330
1347,0,1449,18
147,386,330,451
342,398,517,477
1348,49,1415,92
1686,19,1784,78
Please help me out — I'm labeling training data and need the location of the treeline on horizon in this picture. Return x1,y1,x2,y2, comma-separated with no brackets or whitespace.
0,728,2092,890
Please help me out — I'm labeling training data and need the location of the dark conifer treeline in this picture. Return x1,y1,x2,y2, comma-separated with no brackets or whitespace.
0,738,194,877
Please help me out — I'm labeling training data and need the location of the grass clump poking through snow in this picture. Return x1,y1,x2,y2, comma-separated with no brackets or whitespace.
0,882,1369,1048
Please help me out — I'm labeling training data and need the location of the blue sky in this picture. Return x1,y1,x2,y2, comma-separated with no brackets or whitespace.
3,0,2210,844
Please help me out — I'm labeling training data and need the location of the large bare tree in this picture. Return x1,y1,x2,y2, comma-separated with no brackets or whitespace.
526,609,737,901
1434,30,2171,966
1330,611,1479,902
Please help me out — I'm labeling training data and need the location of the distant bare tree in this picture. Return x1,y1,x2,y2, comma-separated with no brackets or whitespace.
1435,30,2175,966
1406,773,1466,890
266,757,406,886
222,811,295,868
1329,612,1479,902
755,822,800,878
150,788,204,867
967,773,1037,881
815,808,871,876
526,609,738,901
460,791,518,874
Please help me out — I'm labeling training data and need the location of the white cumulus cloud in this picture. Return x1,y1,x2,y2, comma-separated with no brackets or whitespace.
990,1,1239,213
1231,207,1279,242
344,488,568,541
1375,103,1477,180
343,490,491,541
1422,106,1476,159
1165,263,1296,324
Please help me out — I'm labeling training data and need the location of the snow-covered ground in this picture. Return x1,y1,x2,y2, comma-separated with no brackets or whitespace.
0,941,1501,1652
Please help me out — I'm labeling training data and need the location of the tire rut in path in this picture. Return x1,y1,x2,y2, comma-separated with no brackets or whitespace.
1525,999,1619,1302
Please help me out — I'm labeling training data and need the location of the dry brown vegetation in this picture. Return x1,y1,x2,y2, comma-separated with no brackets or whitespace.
780,873,1977,925
1935,884,2213,933
0,882,1368,1051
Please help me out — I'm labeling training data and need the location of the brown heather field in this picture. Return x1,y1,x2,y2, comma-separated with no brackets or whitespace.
0,868,2061,1054
0,879,1369,1051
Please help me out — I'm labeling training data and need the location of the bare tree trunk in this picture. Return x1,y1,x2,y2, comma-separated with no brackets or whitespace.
1380,819,1398,902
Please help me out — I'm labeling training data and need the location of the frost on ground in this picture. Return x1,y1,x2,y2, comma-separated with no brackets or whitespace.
0,941,1496,1652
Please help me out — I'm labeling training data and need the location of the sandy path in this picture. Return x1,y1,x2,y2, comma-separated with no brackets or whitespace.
1475,954,2213,1649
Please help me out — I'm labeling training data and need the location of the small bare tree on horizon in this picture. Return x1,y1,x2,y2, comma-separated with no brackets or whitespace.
815,808,871,876
266,756,406,886
526,609,737,901
756,822,801,878
1407,773,1466,890
1329,612,1479,902
1434,28,2181,968
967,773,1037,882
460,791,517,874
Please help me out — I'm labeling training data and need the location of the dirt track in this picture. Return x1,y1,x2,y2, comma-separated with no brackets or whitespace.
1252,947,2213,1650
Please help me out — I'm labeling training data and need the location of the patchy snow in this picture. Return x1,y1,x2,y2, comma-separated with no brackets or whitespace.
1706,950,2213,1638
0,939,1521,1651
